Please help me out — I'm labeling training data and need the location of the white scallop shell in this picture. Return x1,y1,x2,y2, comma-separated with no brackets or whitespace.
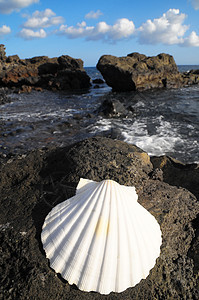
41,178,162,294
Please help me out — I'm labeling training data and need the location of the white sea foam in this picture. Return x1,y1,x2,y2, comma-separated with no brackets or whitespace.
1,75,198,163
123,132,182,156
122,119,182,156
90,116,183,157
0,108,77,121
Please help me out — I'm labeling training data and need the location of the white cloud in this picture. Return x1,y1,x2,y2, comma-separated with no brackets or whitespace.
17,7,199,47
0,0,39,14
22,8,64,28
59,23,94,39
191,0,199,10
109,18,135,40
59,18,135,42
138,9,189,45
19,8,64,39
183,31,199,46
85,10,103,19
19,28,46,40
0,24,11,35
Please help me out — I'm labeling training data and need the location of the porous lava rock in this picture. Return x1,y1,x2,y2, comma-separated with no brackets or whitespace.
0,44,6,61
0,45,91,92
0,137,199,299
96,99,129,117
151,155,199,291
97,52,199,91
0,87,10,105
92,78,105,84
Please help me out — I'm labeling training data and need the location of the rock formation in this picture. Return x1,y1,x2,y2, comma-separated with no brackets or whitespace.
96,99,129,117
150,154,199,287
0,44,6,61
0,87,10,105
97,52,199,91
0,137,199,299
0,45,91,92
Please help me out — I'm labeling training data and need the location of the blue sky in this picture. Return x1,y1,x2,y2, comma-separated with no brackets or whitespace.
0,0,199,66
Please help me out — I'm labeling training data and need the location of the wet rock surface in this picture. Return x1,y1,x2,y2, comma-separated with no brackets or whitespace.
0,45,91,92
97,52,199,91
96,99,129,117
92,78,105,84
0,137,199,299
0,88,10,105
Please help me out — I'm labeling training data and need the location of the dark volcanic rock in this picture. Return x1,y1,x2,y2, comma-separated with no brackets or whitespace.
0,45,91,92
191,69,199,75
6,55,20,63
97,99,129,117
0,88,10,105
57,55,84,69
97,52,199,91
0,137,199,299
181,69,199,85
150,156,199,198
93,78,105,84
150,154,199,291
0,44,6,61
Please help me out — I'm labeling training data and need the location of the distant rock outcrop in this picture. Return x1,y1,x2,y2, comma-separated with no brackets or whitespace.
0,45,91,92
97,52,199,91
0,44,6,61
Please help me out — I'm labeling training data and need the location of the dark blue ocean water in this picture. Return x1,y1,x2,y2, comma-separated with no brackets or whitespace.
0,65,199,163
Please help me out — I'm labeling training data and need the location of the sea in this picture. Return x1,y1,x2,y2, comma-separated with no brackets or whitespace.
0,65,199,164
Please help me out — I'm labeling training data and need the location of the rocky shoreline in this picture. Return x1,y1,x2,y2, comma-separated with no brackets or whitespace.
0,137,199,299
0,44,199,93
0,44,91,93
0,45,199,299
97,52,199,91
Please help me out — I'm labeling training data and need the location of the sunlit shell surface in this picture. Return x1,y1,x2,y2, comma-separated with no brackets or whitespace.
41,178,162,294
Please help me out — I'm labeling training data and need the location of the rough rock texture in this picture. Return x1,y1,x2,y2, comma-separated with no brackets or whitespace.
96,99,129,117
151,155,199,292
92,78,105,84
0,44,6,61
0,87,10,105
0,137,199,299
150,156,199,200
97,52,199,91
0,45,91,92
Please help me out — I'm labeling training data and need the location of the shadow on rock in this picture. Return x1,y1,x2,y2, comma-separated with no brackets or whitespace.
0,137,199,299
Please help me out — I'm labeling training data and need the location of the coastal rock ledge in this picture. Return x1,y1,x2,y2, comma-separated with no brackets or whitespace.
0,137,199,299
0,44,91,92
97,52,199,91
